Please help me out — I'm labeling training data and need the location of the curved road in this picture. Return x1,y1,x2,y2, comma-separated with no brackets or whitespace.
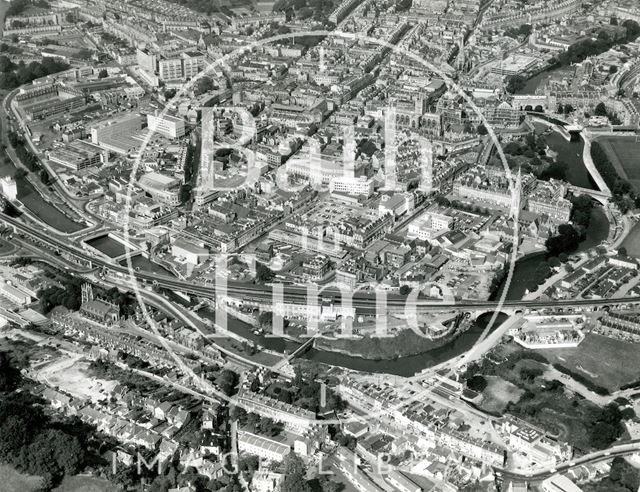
496,440,640,482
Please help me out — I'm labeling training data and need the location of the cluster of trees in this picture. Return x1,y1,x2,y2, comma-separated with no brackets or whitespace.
545,223,581,256
180,140,200,203
589,402,632,449
0,42,21,55
256,262,275,283
0,354,86,489
506,75,527,94
40,275,137,316
464,350,549,380
591,141,639,212
8,131,39,172
263,367,344,413
551,20,640,67
0,56,71,90
89,358,163,393
552,363,610,396
315,328,447,360
6,0,49,16
537,159,567,181
594,102,622,125
466,374,487,392
556,103,576,115
194,76,215,95
504,24,532,39
40,280,83,313
278,451,343,492
588,456,640,492
570,194,595,228
503,133,548,166
244,412,284,436
215,369,238,396
274,0,338,24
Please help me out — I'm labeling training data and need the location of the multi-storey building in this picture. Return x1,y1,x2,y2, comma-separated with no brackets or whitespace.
147,113,185,139
48,140,104,171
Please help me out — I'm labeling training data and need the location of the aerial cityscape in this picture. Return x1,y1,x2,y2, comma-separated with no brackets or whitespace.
2,0,640,491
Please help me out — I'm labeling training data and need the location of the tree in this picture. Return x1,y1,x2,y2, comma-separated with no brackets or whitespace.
256,263,275,283
0,352,20,392
548,256,561,268
97,68,108,78
506,75,527,94
195,76,214,95
399,285,411,295
65,12,75,23
594,102,608,116
319,476,344,492
215,369,238,396
466,375,487,392
14,168,28,180
545,224,580,256
281,452,310,492
477,123,488,135
619,247,628,257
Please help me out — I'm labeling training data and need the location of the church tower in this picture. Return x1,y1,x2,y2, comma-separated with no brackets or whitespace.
456,34,465,72
81,283,94,304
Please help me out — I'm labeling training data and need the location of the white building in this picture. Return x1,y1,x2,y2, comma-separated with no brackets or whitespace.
138,172,181,206
237,430,290,462
0,177,18,201
171,238,209,265
408,210,452,240
91,113,142,144
0,283,31,305
329,175,374,196
147,113,185,139
541,475,583,492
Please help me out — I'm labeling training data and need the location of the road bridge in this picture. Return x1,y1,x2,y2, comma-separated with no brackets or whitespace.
567,184,612,205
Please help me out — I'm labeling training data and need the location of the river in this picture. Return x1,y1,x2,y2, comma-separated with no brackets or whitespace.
205,310,508,377
494,123,611,300
534,123,596,190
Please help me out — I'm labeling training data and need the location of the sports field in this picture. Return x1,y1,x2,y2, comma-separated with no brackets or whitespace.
538,334,640,392
622,221,640,257
0,464,43,492
598,136,640,193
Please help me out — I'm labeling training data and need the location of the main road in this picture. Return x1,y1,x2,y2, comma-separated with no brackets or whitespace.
496,440,640,482
3,212,640,313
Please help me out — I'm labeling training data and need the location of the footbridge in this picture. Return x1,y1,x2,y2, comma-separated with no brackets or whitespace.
567,184,612,205
271,335,317,371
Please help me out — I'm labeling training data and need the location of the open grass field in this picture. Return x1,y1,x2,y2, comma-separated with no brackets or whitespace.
622,221,640,258
38,357,117,402
598,136,640,193
0,464,43,492
538,334,640,392
478,376,524,414
53,475,114,492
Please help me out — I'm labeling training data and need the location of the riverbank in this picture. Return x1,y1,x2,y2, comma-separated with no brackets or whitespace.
313,323,464,360
220,311,508,377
